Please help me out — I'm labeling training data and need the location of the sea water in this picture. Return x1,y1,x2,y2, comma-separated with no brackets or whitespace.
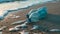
0,0,53,20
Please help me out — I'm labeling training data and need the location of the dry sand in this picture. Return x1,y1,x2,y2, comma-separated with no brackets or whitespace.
0,2,60,34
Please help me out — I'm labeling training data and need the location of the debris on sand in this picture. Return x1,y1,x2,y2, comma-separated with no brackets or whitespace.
26,6,47,22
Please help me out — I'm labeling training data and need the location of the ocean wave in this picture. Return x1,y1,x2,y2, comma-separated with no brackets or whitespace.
0,0,54,20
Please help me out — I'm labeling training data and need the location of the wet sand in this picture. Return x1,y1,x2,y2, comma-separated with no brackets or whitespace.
0,2,60,34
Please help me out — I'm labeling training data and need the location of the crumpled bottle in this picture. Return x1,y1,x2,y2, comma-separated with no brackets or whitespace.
37,6,47,20
27,6,47,22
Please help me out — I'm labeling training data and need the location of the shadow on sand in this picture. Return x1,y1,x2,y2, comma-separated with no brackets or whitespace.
44,14,60,26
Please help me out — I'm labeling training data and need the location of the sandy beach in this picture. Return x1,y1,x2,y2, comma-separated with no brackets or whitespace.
0,1,60,34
